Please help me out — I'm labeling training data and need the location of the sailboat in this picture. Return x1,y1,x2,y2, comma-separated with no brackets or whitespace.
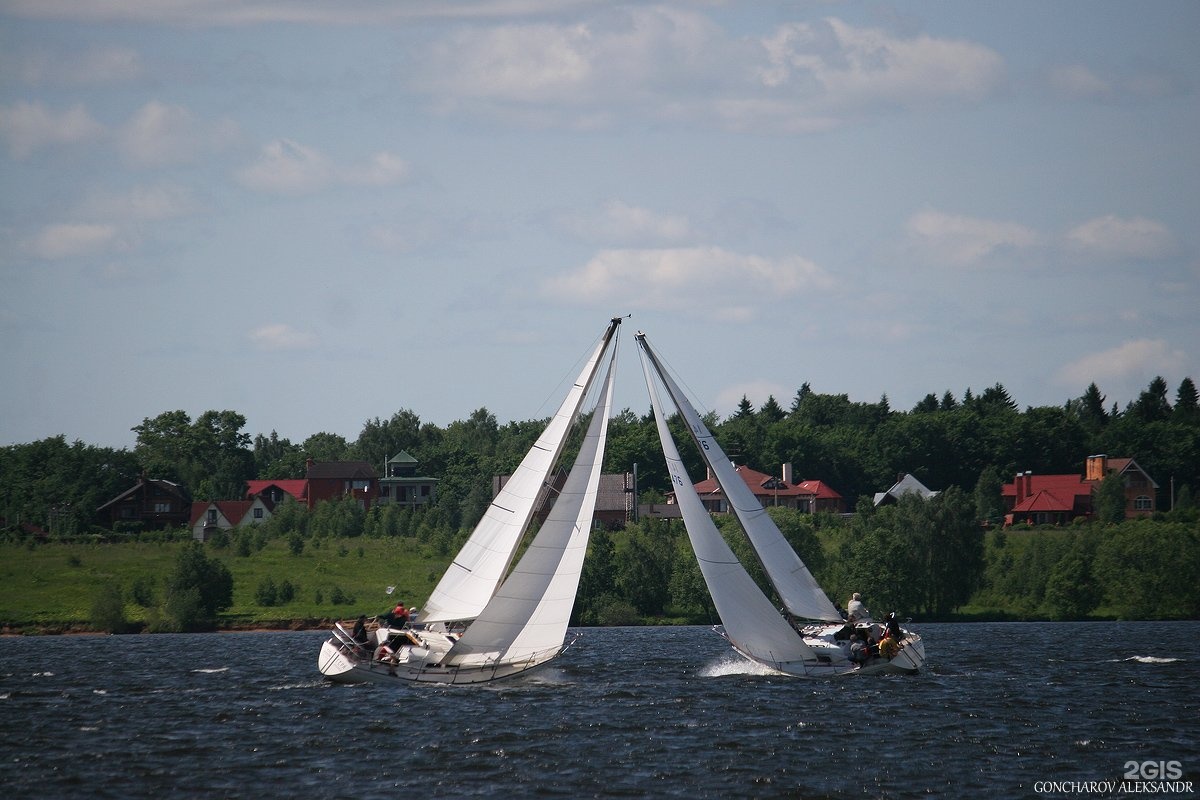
318,317,622,685
635,332,925,677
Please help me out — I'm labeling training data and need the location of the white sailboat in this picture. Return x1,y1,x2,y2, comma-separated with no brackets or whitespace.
318,318,622,684
635,332,925,677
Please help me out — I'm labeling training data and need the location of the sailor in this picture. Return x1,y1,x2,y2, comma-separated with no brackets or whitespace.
878,632,900,660
351,615,370,649
847,592,871,622
885,612,903,641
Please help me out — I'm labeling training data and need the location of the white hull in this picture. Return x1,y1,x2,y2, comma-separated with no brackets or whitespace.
722,621,926,678
318,624,569,686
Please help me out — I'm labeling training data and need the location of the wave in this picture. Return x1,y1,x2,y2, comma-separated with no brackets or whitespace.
1115,656,1182,664
699,654,781,677
191,667,230,674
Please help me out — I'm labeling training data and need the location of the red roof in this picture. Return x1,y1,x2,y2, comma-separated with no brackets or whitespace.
1004,473,1091,513
245,480,308,501
189,500,254,527
691,464,842,500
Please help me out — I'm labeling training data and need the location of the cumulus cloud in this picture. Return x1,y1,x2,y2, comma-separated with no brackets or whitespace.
249,323,317,351
118,101,240,167
906,209,1039,267
1065,215,1174,261
237,140,408,194
0,101,104,158
543,246,831,310
413,10,1003,130
26,223,121,259
561,200,693,245
1047,65,1110,100
1057,339,1187,387
758,18,1005,106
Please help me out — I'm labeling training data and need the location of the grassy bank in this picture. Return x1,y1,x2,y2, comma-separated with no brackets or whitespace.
0,539,452,633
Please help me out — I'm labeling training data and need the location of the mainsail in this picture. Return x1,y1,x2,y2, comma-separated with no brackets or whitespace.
420,318,622,625
447,344,617,667
635,333,842,624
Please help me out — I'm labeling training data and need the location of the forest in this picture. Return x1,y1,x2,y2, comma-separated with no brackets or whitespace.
1,375,1198,629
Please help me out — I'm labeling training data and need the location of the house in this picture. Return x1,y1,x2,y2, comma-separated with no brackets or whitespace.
1083,454,1158,517
304,458,379,511
491,470,634,530
1001,454,1158,525
874,473,939,507
377,451,438,508
674,463,845,515
96,475,191,530
189,496,273,541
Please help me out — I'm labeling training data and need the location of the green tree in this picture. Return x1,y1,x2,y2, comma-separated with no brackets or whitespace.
1094,471,1126,523
161,541,233,630
91,581,133,633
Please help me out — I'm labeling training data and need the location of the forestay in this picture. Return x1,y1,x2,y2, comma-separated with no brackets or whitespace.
446,348,617,666
638,338,817,665
635,333,842,623
420,319,622,625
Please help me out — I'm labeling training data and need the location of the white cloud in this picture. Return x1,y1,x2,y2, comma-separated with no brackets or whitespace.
906,209,1039,267
758,18,1005,106
249,323,317,351
543,246,832,310
562,200,693,245
118,101,240,167
1065,215,1174,261
26,223,121,259
1057,339,1187,388
0,101,104,158
237,140,408,194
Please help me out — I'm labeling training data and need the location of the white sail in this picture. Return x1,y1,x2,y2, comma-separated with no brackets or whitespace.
446,348,617,667
420,319,622,624
635,334,842,623
639,341,816,665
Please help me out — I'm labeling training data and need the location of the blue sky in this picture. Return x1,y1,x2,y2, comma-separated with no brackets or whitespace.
2,1,1197,450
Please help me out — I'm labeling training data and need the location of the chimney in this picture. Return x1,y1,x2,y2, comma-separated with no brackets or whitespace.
1086,454,1107,481
1015,472,1025,502
1024,470,1033,498
897,473,906,486
782,463,793,485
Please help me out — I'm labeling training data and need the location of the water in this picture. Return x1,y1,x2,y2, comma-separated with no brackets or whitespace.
1,623,1198,798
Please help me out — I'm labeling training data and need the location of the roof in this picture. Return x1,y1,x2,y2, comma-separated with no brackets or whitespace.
691,464,842,500
874,473,939,506
189,500,254,527
306,460,378,480
596,473,633,512
96,477,189,512
1086,457,1160,489
246,479,308,501
387,451,418,464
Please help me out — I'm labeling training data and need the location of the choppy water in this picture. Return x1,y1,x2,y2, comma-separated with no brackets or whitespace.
2,622,1198,798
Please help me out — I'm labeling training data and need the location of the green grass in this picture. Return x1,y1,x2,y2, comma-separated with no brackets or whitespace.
0,538,453,631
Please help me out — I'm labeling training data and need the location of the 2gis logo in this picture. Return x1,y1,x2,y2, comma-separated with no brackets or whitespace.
1123,760,1183,781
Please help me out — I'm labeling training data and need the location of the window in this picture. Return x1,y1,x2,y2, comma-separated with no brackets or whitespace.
207,509,217,523
1135,495,1153,510
398,487,409,501
352,479,370,491
155,502,171,513
253,508,264,519
421,486,430,498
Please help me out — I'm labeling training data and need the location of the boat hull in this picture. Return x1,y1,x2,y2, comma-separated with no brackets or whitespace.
317,632,565,686
725,622,926,678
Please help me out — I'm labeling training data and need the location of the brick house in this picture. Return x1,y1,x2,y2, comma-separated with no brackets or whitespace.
674,463,845,515
1002,454,1158,525
303,458,379,511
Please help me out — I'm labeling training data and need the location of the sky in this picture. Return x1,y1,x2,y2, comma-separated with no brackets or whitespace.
1,1,1197,452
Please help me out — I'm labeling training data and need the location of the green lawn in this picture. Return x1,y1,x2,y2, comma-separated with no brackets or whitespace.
0,538,453,630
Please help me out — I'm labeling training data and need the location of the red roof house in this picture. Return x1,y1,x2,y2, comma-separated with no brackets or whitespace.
676,463,844,515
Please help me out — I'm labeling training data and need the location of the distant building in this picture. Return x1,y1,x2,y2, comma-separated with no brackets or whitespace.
377,451,439,509
96,475,191,531
874,473,939,507
492,470,634,530
304,458,378,511
189,497,273,541
672,463,845,515
1001,454,1158,525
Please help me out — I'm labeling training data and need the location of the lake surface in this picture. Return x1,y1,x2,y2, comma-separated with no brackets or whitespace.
2,622,1198,798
